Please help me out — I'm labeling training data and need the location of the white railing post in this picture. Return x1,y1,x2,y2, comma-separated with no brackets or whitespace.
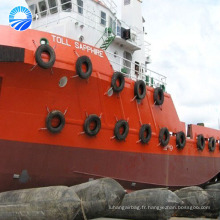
105,48,167,86
120,56,122,73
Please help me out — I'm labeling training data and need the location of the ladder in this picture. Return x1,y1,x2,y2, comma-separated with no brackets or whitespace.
95,28,116,50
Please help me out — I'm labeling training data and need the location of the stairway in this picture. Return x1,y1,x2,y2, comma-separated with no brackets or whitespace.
100,35,115,50
96,28,116,50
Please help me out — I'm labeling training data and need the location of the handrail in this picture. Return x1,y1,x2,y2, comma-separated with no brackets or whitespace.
31,1,163,86
32,1,141,46
33,1,110,34
106,50,167,87
101,0,117,14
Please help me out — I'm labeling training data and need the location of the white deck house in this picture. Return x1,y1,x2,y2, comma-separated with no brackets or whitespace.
26,0,166,87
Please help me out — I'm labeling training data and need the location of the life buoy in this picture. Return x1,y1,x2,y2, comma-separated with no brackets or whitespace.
197,134,205,151
35,44,56,69
154,87,164,105
139,124,152,144
134,80,146,100
176,131,186,149
208,137,216,152
159,127,170,146
46,110,65,134
114,120,129,141
76,56,93,79
111,72,125,93
84,114,101,136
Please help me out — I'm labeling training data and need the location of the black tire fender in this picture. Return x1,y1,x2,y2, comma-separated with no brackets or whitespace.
76,56,93,79
46,110,65,134
159,127,170,147
114,120,129,141
139,124,152,144
154,87,164,105
84,114,101,136
35,44,56,69
176,131,186,149
208,137,216,152
134,80,146,100
197,134,205,151
111,72,125,93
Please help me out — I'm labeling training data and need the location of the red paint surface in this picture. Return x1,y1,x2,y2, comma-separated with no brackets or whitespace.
0,139,220,193
0,25,220,191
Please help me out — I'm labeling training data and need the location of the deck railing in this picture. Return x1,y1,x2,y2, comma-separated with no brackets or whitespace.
30,1,163,88
32,1,142,47
106,51,167,89
101,0,117,14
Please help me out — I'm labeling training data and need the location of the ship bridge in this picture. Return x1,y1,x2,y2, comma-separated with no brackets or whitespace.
26,0,142,50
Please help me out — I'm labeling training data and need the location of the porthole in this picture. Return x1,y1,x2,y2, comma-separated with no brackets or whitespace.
79,35,84,42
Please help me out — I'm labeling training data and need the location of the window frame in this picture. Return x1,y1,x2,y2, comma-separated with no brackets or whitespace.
77,0,83,14
109,16,113,28
100,11,106,26
48,0,58,14
38,0,48,17
60,0,72,11
29,4,38,20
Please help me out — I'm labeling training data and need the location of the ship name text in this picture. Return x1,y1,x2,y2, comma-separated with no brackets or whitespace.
51,35,104,58
75,42,104,58
52,35,71,47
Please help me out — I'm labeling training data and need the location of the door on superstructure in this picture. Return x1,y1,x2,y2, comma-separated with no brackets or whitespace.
109,16,116,35
123,51,132,75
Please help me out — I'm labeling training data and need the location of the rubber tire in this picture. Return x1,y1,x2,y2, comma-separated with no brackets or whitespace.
159,127,170,147
176,131,186,149
76,56,93,79
35,44,56,69
84,114,101,136
134,80,146,100
154,87,164,105
114,120,129,141
208,137,216,152
111,72,125,93
197,134,205,151
139,124,152,144
46,110,65,134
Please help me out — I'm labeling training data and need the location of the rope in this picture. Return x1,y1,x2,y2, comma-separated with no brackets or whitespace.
80,198,87,220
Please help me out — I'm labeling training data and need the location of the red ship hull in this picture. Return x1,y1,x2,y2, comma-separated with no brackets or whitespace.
1,139,220,192
0,25,220,192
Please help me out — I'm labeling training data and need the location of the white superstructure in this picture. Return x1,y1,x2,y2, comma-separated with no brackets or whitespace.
25,0,166,86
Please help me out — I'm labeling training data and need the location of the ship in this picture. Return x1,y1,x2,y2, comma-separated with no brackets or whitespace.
0,0,220,192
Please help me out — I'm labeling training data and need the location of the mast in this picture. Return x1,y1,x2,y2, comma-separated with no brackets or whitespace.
121,0,146,69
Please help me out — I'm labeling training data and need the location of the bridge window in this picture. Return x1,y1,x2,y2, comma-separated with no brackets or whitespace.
48,0,58,14
61,0,72,11
77,0,83,14
101,11,106,26
38,1,47,17
29,4,38,20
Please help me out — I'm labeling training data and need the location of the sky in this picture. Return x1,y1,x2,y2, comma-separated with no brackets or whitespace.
1,0,220,129
142,0,220,129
